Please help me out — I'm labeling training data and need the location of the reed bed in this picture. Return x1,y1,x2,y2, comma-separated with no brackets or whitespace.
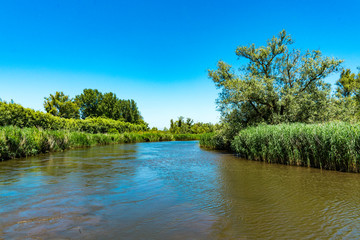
0,126,200,161
231,122,360,172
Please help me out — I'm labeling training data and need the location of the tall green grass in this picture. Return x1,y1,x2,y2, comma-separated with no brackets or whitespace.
231,122,360,172
0,126,200,161
199,132,229,150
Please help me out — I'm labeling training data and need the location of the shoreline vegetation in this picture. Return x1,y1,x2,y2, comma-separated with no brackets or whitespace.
0,100,209,162
0,101,148,133
0,125,200,161
200,30,360,173
200,122,360,173
3,31,360,173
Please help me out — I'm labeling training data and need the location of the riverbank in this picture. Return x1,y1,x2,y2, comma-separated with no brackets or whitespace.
0,126,200,161
200,122,360,173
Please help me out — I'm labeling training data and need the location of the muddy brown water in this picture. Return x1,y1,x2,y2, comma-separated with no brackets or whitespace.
1,141,360,239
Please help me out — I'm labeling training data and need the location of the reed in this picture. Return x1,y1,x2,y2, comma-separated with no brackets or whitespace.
0,126,200,161
199,132,229,150
231,122,360,172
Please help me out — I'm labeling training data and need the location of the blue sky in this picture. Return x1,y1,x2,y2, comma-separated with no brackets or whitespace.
0,0,359,128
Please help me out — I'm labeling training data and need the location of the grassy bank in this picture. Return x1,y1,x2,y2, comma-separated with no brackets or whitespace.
0,126,200,161
229,122,360,172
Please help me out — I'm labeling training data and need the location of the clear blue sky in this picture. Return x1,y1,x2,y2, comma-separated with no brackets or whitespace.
0,0,359,128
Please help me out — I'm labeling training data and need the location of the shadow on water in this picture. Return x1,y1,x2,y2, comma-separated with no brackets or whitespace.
1,141,360,239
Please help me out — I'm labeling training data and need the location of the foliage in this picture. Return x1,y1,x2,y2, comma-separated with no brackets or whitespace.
331,68,360,122
336,68,360,98
0,126,200,161
169,116,217,134
98,92,119,120
44,91,80,119
231,122,360,172
199,132,227,150
208,30,343,129
0,101,148,133
74,89,144,124
117,99,143,124
75,88,104,119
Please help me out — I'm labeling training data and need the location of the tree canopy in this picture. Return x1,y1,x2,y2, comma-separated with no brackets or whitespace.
208,30,343,128
44,91,80,119
169,116,217,134
75,89,103,119
336,68,360,98
332,68,360,122
74,89,144,124
44,89,144,124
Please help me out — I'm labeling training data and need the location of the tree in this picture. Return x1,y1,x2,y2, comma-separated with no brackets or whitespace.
44,91,79,119
74,88,144,123
208,30,343,128
75,89,103,119
336,68,360,98
98,92,121,120
129,99,142,123
333,68,360,121
169,116,215,134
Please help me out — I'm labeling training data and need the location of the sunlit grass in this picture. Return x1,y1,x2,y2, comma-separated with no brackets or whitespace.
231,122,360,172
0,126,200,161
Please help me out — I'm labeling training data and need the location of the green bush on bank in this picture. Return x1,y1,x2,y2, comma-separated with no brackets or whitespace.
0,101,148,133
231,122,360,172
0,126,200,161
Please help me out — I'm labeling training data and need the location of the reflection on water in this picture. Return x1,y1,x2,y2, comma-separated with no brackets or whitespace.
1,141,360,239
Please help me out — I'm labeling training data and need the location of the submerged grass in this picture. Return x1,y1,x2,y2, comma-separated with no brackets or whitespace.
0,126,200,161
231,122,360,172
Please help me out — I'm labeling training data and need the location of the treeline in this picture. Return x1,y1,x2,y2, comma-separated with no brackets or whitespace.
168,116,219,134
200,30,360,172
43,89,144,124
0,101,148,133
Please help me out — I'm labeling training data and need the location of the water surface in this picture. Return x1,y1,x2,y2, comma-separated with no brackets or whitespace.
1,141,360,239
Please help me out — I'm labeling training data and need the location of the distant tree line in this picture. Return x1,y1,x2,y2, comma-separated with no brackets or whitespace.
168,116,218,134
43,89,144,124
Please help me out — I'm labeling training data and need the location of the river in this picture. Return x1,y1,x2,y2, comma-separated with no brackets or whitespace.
1,141,360,239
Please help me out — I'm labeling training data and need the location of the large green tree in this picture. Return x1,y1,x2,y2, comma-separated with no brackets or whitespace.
208,30,343,128
75,88,144,124
98,92,121,120
75,89,103,119
44,91,79,119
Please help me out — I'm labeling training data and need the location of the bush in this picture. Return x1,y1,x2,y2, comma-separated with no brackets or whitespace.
0,101,148,133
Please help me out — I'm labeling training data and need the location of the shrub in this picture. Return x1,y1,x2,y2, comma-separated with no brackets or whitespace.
0,101,148,133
